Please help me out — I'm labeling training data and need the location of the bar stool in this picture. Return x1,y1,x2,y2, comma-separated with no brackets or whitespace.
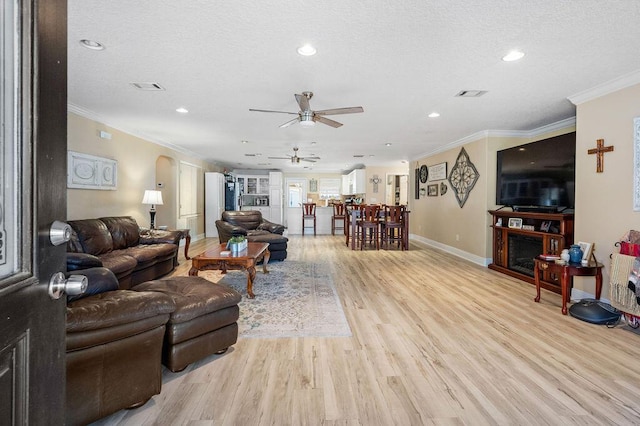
331,203,346,236
356,204,380,250
302,202,316,236
380,205,405,250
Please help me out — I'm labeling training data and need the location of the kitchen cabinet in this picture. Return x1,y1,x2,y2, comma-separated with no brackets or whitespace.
204,172,225,238
269,172,283,224
341,175,349,195
343,169,366,194
237,175,269,195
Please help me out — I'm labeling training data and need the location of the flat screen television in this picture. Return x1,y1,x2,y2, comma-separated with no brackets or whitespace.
496,132,576,211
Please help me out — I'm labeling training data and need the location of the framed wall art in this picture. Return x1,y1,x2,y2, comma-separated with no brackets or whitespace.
427,184,438,196
428,162,447,181
67,151,118,190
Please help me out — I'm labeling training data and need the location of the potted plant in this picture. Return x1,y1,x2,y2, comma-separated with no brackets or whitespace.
227,235,247,253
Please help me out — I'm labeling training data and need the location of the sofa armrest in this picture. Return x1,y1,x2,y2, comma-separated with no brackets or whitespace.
66,252,103,271
258,219,285,235
66,267,119,303
215,220,248,243
139,230,182,245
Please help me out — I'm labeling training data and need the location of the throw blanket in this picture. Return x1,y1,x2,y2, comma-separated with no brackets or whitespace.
610,253,640,315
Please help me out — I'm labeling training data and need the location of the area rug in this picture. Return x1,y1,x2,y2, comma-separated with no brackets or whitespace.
199,261,352,339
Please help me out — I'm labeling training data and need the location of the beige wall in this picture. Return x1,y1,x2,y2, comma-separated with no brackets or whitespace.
364,165,410,204
410,125,577,263
573,83,640,296
67,113,222,236
410,138,489,259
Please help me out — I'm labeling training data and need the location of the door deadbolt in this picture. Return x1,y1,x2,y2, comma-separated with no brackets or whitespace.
50,220,72,246
48,272,88,300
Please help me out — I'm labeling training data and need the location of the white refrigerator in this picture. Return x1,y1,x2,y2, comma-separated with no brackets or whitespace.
205,172,225,238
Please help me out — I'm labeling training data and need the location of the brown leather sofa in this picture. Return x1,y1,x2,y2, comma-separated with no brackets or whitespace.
66,216,181,289
215,210,288,261
65,267,176,425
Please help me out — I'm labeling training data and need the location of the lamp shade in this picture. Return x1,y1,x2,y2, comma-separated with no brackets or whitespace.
142,190,163,205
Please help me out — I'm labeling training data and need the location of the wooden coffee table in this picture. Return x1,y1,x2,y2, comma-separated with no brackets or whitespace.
189,242,270,298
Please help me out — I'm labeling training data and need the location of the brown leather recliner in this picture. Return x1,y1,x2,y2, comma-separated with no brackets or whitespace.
65,268,176,425
215,210,288,261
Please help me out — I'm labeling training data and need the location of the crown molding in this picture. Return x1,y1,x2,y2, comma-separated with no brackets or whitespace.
413,116,576,160
67,103,206,160
568,69,640,105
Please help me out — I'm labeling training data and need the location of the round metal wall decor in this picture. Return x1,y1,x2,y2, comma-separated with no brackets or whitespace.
419,165,428,183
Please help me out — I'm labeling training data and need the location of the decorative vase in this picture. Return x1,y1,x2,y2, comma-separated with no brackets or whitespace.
560,249,570,262
568,244,583,263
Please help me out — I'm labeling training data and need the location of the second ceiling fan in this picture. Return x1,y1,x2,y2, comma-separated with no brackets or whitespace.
250,91,364,128
268,147,320,164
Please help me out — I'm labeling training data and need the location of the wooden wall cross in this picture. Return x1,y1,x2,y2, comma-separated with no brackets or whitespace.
587,139,614,173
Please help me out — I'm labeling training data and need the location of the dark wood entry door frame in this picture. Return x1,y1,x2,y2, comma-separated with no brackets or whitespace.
0,0,67,423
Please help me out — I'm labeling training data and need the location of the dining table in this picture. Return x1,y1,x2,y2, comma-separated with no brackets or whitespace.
345,206,410,250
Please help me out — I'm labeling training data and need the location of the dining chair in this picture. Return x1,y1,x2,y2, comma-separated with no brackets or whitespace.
331,203,346,236
302,202,316,236
380,205,405,250
356,204,380,250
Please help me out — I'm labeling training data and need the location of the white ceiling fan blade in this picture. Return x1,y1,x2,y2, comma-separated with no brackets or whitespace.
267,156,292,159
295,93,311,111
301,158,317,162
315,106,364,115
279,117,301,128
249,108,298,115
315,115,343,128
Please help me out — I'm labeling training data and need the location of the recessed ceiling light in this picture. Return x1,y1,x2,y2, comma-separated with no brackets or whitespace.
297,44,317,56
428,112,440,118
176,107,189,114
79,39,105,50
311,141,317,145
241,140,249,144
385,143,392,147
502,50,525,62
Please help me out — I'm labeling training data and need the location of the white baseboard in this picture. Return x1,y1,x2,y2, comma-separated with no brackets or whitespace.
409,234,491,267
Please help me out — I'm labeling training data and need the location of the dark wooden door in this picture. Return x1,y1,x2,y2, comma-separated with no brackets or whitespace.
0,0,67,423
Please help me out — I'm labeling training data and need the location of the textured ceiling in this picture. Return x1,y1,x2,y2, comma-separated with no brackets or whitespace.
68,0,640,173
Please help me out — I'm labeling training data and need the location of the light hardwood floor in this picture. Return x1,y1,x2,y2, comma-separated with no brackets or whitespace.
94,235,640,425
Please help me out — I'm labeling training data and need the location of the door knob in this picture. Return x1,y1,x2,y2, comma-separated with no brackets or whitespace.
48,272,87,300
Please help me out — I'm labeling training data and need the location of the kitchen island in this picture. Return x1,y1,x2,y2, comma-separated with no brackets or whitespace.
285,206,334,235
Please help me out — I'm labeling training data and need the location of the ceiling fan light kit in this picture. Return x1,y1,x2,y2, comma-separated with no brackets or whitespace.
250,91,363,129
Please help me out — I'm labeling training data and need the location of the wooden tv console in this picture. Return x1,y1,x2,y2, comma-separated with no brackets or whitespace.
488,210,574,294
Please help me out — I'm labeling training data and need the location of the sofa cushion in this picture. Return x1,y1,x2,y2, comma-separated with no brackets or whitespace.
99,216,141,249
132,243,177,261
66,290,176,351
98,252,138,276
68,219,114,255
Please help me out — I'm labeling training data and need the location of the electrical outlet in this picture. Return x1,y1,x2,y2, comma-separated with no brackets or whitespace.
456,234,460,241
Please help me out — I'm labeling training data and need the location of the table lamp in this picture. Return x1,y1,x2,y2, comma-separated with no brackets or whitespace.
142,190,163,230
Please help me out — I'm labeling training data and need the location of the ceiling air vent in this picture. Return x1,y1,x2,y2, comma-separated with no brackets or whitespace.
130,82,165,91
455,90,487,98
353,154,365,158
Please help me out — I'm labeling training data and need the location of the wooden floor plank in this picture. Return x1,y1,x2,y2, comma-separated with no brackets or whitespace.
92,235,640,425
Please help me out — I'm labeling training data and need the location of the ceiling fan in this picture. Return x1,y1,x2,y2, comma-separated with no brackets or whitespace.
268,147,320,164
249,91,364,128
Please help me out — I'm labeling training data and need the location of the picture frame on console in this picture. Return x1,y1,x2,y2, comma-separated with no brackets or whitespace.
539,221,551,232
507,218,523,229
579,241,594,263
